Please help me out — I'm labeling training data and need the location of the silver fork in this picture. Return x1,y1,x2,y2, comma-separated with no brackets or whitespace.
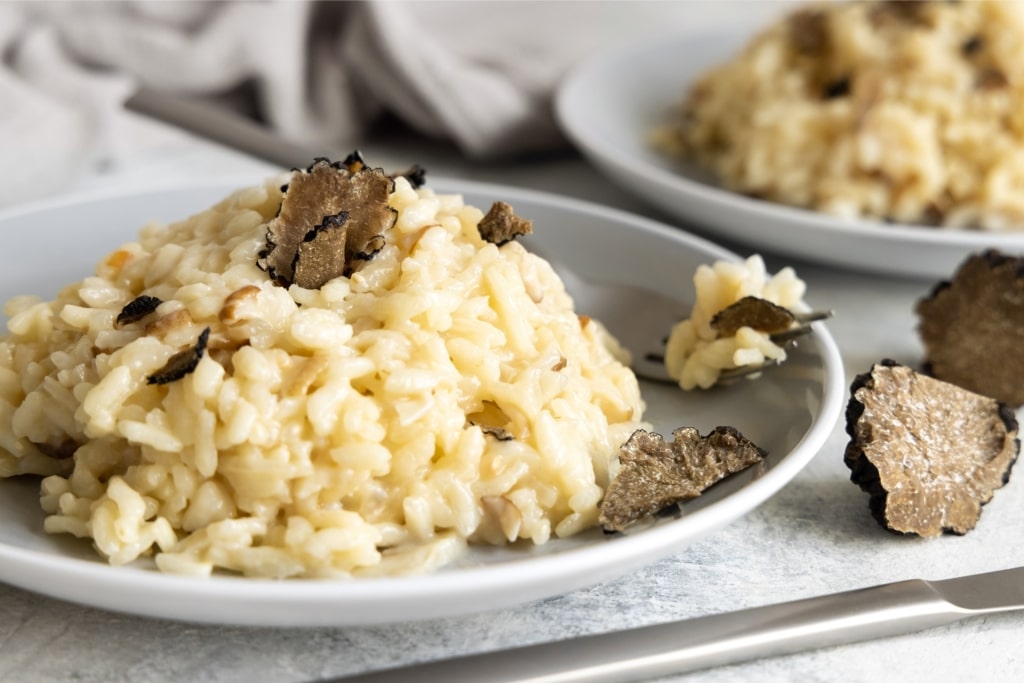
549,259,828,384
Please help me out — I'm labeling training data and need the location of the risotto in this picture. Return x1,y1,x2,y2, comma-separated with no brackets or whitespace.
654,0,1024,230
0,164,642,577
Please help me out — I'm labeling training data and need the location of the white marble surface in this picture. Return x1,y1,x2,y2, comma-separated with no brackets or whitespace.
4,37,1024,683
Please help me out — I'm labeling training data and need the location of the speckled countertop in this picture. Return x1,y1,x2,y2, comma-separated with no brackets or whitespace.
3,21,1024,683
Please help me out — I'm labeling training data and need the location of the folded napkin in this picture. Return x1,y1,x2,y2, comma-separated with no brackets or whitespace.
0,1,792,207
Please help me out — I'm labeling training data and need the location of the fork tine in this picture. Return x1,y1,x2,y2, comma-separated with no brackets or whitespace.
718,360,781,381
793,309,833,324
769,324,815,345
635,309,830,385
719,320,825,382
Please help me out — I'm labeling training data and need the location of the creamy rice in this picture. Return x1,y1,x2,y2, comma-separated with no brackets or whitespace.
654,0,1024,230
664,255,806,390
0,176,642,577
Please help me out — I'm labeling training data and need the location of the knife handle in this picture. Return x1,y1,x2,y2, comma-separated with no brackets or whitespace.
331,579,963,683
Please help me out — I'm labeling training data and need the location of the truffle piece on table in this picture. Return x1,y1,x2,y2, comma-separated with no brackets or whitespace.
916,249,1024,406
844,359,1019,537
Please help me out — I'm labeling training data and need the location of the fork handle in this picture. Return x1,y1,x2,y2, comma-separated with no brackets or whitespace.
328,579,962,682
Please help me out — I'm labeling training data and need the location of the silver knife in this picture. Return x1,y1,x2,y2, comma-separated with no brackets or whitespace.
125,87,318,169
325,567,1024,682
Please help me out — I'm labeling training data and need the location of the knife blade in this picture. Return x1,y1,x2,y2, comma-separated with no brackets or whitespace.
324,567,1024,683
125,86,318,170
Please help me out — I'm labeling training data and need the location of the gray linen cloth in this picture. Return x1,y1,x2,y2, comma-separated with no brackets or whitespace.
0,1,791,206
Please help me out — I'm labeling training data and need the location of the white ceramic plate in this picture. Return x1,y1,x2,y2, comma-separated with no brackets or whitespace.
556,31,1024,279
0,179,844,626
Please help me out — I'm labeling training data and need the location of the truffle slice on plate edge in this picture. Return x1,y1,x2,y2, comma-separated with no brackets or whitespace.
844,359,1019,537
599,426,766,533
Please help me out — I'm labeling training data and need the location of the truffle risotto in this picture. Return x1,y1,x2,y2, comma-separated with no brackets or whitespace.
0,168,642,577
655,0,1024,230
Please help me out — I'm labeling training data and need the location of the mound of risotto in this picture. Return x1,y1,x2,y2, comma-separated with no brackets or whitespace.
654,0,1024,230
0,157,642,577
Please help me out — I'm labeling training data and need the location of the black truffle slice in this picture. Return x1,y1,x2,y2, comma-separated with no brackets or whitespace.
599,426,766,533
394,164,427,189
788,8,829,55
710,296,796,337
340,150,367,173
477,201,533,246
116,295,163,327
291,211,362,290
844,360,1019,537
147,327,211,385
962,35,984,57
916,250,1024,406
869,1,934,28
258,157,397,288
822,77,851,100
341,150,426,188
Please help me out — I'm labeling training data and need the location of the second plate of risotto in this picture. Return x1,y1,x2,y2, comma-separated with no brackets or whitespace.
557,1,1024,279
0,175,843,626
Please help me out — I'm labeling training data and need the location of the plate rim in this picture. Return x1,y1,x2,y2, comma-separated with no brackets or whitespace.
0,178,846,626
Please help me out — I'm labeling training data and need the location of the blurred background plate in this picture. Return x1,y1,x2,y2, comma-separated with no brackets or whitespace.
556,31,1024,280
